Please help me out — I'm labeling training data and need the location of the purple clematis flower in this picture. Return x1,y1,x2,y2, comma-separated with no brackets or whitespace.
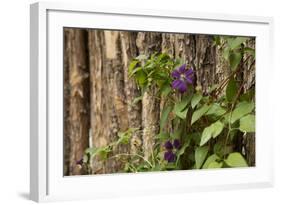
173,139,181,149
164,150,176,162
164,140,173,150
171,64,193,93
163,139,181,163
76,158,83,166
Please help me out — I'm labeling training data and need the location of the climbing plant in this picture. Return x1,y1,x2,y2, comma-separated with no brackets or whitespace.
80,36,255,173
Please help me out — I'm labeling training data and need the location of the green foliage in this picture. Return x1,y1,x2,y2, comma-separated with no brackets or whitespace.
191,104,211,125
175,95,191,111
82,37,255,174
229,52,242,71
202,154,221,169
129,52,179,91
174,106,188,119
160,105,173,130
176,142,190,165
221,36,254,72
205,103,226,117
239,114,255,133
230,101,255,124
85,146,112,161
155,132,170,140
213,142,233,158
224,152,248,167
200,121,224,146
208,161,223,168
195,146,209,169
226,78,238,102
160,83,172,97
117,128,138,145
174,95,191,119
227,37,248,50
191,92,202,109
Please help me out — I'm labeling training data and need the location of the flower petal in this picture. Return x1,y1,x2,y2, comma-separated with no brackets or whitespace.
173,139,181,149
186,76,193,84
178,64,186,73
76,158,83,166
164,151,172,161
172,79,182,89
164,151,176,162
178,81,187,93
171,70,181,79
185,68,193,77
164,140,173,150
169,153,176,162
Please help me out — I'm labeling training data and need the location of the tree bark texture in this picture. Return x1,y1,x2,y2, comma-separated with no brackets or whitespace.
63,28,256,175
64,29,90,175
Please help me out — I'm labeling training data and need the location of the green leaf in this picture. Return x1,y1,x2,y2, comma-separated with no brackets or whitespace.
213,142,233,157
160,105,173,130
208,161,223,168
160,83,172,97
213,36,221,46
195,146,209,169
174,107,188,119
239,114,255,133
176,143,190,164
202,154,220,169
155,132,170,140
230,101,255,124
175,95,191,111
117,133,130,145
97,147,111,160
191,104,211,125
170,129,182,139
228,37,248,50
223,47,230,60
205,103,226,117
229,51,242,71
117,128,138,145
87,146,112,160
226,78,238,102
240,89,254,101
129,66,143,77
129,60,139,74
190,132,201,146
135,70,147,87
224,152,248,167
174,95,191,119
200,121,224,146
191,92,203,109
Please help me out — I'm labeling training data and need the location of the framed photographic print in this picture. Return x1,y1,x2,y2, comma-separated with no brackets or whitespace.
30,2,274,202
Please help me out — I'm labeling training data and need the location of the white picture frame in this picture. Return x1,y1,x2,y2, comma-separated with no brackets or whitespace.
30,2,274,202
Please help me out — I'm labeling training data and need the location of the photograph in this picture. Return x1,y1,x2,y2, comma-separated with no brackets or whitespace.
63,28,256,176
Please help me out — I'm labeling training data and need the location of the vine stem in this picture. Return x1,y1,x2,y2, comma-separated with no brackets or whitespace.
223,83,244,159
107,153,153,168
214,55,252,97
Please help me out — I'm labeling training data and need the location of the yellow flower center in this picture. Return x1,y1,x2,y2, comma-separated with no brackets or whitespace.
180,74,186,80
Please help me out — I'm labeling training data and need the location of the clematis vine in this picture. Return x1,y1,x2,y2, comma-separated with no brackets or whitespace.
164,139,181,162
171,64,193,93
